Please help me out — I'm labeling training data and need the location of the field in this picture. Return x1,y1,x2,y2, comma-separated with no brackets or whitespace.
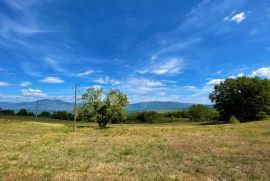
0,117,269,180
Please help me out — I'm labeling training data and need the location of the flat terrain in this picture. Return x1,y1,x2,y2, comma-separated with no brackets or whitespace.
0,117,269,180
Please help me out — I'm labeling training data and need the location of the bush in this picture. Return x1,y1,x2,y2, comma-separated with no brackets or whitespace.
51,111,73,120
39,111,51,118
188,104,218,121
229,116,240,124
136,111,159,123
28,112,35,116
1,109,15,115
17,109,28,116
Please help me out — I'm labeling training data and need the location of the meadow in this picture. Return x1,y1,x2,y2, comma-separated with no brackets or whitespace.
0,116,269,180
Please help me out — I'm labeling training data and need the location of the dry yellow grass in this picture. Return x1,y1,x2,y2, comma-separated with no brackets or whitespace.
0,117,270,180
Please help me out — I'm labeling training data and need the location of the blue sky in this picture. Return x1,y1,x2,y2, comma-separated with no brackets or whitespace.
0,0,270,103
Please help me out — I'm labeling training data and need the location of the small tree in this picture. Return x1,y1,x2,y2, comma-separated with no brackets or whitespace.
39,111,51,118
79,88,128,127
229,116,240,124
188,104,217,121
135,111,159,123
17,109,28,116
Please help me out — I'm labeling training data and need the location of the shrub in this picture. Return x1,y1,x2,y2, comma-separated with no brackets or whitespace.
229,116,240,124
1,109,15,115
39,111,51,118
17,109,28,116
188,104,217,121
135,111,159,123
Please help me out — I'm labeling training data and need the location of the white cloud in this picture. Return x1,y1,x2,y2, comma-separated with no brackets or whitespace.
93,85,102,89
139,57,184,75
154,37,202,57
252,67,270,78
40,77,64,83
183,86,197,91
151,55,158,60
93,77,105,84
228,73,245,79
0,82,11,86
225,12,246,24
20,88,47,97
19,81,31,87
206,79,224,85
44,57,66,73
125,78,164,87
93,76,120,85
76,69,94,77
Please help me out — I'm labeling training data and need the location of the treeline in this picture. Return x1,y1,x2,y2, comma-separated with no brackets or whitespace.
0,108,35,116
0,104,224,124
126,104,218,124
77,104,218,124
0,108,73,120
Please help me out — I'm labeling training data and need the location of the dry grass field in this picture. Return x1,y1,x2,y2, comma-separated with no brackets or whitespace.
0,117,269,180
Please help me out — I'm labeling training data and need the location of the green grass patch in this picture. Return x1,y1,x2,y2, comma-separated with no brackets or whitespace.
0,117,269,180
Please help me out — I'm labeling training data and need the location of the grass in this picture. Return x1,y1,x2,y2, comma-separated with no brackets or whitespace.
0,116,269,180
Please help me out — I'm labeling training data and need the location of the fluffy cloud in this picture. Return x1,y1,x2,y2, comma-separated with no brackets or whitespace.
228,73,245,79
0,82,11,86
125,78,164,87
224,12,246,24
92,85,102,89
183,86,197,91
19,81,31,87
252,67,270,78
20,88,47,97
93,76,120,85
139,57,184,75
76,69,94,77
206,79,224,85
40,77,64,83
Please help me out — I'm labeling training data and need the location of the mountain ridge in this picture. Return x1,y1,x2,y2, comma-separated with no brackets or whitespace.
0,99,199,112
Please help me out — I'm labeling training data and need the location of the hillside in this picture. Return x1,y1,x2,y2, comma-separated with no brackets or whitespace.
0,99,196,112
0,99,74,112
128,101,193,111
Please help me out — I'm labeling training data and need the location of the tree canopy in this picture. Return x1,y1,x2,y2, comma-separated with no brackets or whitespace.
79,88,128,127
209,76,270,122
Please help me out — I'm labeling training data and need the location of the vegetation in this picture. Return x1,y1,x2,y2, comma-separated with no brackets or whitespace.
210,76,270,122
188,104,219,121
79,88,128,127
0,109,15,115
0,117,269,180
229,116,240,124
16,109,28,116
128,111,189,123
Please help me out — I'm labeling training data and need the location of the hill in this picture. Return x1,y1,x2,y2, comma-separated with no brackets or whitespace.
0,99,197,112
0,99,74,112
128,101,193,112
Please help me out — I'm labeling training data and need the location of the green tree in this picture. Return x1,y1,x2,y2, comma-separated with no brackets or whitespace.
188,104,217,121
79,88,128,127
209,76,270,122
39,111,51,118
17,109,28,116
51,111,72,120
1,110,15,115
135,111,159,123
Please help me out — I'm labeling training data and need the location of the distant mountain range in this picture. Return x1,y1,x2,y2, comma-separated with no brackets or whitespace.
0,99,74,113
0,99,197,113
128,101,194,112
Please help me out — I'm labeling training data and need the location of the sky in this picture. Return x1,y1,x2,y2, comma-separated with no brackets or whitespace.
0,0,270,104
